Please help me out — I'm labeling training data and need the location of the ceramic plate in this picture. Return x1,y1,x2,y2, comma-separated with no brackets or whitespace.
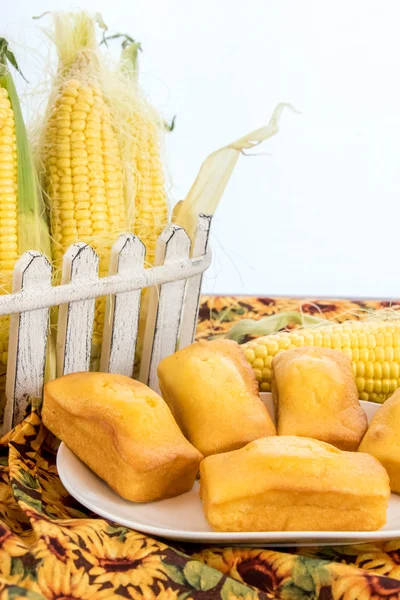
57,393,400,546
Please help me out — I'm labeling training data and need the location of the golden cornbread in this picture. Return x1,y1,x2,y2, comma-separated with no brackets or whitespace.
42,372,203,502
157,339,276,457
359,388,400,493
200,436,390,532
272,347,368,450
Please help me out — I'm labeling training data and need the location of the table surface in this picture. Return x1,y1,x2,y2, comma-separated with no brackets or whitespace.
0,295,398,600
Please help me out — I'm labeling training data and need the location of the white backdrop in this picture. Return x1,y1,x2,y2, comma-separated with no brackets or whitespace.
3,0,400,298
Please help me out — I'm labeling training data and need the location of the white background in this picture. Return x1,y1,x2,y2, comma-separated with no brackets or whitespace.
3,1,400,298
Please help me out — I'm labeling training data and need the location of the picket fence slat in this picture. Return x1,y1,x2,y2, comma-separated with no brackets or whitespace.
57,243,99,377
139,225,191,393
4,252,52,432
179,214,212,350
2,216,212,433
100,234,145,377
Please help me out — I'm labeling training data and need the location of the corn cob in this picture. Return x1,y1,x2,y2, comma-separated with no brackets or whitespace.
119,41,168,266
0,39,51,417
242,320,400,403
0,40,51,365
132,115,168,266
39,13,127,350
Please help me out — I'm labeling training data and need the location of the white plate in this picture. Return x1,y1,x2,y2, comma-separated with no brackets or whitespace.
57,393,400,546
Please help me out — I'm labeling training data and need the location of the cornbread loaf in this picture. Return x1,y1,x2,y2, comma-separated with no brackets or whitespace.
272,346,368,450
200,436,390,532
42,372,203,502
359,388,400,493
157,339,276,457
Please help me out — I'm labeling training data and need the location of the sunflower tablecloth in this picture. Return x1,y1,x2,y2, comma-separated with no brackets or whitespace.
0,296,399,600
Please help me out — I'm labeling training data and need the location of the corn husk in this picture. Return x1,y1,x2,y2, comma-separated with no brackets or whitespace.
225,311,331,344
0,40,53,420
0,40,51,264
172,103,297,243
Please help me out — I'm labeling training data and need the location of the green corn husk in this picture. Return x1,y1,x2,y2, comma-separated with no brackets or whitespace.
0,40,53,422
224,312,331,344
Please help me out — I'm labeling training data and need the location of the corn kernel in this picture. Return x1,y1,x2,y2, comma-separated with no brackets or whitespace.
262,367,272,381
253,357,264,369
254,344,267,358
374,362,382,379
322,334,331,348
356,362,365,377
244,349,255,364
71,120,85,132
373,380,382,393
356,377,365,393
341,333,350,347
385,346,394,362
260,382,271,392
264,356,273,368
365,379,374,393
254,369,262,383
380,361,389,379
266,340,280,355
350,333,359,348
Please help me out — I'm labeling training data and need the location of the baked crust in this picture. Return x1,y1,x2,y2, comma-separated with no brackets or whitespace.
200,435,390,532
42,372,203,502
157,339,276,457
359,387,400,492
272,346,368,450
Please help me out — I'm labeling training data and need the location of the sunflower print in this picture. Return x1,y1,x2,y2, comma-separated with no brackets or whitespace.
189,547,293,593
36,562,115,600
127,583,184,600
196,295,383,342
81,530,168,589
0,296,397,598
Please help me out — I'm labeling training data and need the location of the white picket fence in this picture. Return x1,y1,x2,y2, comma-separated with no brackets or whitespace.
1,215,212,433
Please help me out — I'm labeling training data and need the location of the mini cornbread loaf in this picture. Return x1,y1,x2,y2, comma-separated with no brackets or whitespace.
272,347,368,450
42,372,203,502
157,339,276,457
359,388,400,493
200,436,390,532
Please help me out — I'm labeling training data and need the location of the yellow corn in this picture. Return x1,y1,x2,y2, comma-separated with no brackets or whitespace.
0,86,18,284
41,15,127,350
242,321,400,403
0,40,51,397
132,114,168,265
120,41,168,265
0,85,18,368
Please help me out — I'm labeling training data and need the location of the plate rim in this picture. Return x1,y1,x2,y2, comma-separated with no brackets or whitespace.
57,442,400,547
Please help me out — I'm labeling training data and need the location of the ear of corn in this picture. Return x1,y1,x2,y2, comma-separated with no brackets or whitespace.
39,13,127,351
242,319,400,403
119,41,168,266
0,40,51,414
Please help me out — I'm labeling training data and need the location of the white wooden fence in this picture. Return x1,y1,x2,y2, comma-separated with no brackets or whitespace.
2,215,212,433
